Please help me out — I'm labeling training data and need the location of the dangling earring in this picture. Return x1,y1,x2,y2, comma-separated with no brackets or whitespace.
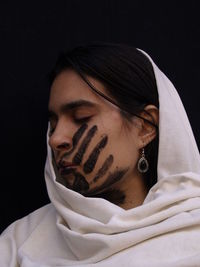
137,148,149,173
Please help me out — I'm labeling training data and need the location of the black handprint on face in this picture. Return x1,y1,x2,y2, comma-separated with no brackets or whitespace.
62,123,89,157
72,125,98,166
58,124,129,204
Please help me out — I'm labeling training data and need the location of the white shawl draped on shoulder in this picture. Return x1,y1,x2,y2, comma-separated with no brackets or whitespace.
1,50,200,267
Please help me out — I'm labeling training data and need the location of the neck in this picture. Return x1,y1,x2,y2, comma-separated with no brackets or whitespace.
90,170,148,209
111,171,148,209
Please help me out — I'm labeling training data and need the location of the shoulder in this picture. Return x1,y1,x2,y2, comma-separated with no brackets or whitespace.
0,203,54,267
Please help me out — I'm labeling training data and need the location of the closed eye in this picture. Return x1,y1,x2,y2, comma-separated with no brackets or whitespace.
74,116,92,124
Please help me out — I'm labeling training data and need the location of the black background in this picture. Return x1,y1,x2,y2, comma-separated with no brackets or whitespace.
1,1,200,233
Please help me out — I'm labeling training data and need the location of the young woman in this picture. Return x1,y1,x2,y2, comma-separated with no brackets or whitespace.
1,43,200,267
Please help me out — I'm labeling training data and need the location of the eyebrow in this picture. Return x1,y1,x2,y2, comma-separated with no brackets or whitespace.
48,99,96,118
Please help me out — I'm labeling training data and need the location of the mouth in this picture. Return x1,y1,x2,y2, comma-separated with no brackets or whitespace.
57,161,78,176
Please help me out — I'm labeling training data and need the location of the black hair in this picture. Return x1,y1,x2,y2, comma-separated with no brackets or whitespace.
49,42,159,190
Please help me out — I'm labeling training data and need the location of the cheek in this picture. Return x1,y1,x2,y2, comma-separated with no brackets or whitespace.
94,114,140,169
105,124,140,170
85,133,138,185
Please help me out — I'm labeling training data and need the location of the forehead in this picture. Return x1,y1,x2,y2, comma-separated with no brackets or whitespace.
48,69,107,111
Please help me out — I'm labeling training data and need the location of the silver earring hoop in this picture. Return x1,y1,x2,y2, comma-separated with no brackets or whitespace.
137,148,149,173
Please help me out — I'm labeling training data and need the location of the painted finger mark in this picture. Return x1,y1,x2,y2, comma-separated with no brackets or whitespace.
62,123,88,158
86,167,129,196
92,154,113,182
83,135,108,174
72,125,97,165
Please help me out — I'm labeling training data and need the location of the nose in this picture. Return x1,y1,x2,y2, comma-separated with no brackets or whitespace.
48,123,73,153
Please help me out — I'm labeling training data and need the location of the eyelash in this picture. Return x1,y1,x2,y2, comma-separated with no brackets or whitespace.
73,116,91,124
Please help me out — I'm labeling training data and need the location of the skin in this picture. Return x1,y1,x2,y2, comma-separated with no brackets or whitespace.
48,69,158,209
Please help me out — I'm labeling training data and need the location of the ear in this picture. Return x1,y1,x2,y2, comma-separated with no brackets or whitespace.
137,105,159,149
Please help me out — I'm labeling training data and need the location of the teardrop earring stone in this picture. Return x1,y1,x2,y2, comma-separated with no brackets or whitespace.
137,157,149,173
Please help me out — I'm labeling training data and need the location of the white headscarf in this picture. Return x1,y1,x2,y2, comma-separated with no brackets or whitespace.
1,50,200,267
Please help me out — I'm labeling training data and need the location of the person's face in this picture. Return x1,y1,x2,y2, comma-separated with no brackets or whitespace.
48,69,143,202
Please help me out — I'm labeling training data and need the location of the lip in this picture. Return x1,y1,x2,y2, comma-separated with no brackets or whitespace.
57,159,74,167
57,160,78,176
